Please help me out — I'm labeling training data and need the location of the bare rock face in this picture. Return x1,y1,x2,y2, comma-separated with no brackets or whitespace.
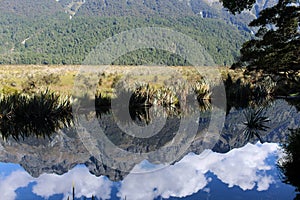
250,0,278,17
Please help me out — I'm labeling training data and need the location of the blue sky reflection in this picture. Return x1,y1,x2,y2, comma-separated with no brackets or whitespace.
0,142,296,200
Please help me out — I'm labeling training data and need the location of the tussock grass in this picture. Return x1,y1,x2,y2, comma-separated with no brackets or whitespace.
0,89,73,140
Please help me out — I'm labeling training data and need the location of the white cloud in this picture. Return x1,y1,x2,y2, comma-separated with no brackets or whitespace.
0,143,280,200
118,142,279,200
32,166,112,200
0,171,32,200
257,175,274,191
0,166,112,200
118,163,208,200
208,143,277,190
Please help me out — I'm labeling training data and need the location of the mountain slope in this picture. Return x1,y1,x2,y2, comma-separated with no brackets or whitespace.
0,0,64,18
0,0,264,66
0,15,250,65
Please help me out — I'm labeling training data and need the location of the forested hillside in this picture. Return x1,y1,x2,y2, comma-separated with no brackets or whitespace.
0,0,254,66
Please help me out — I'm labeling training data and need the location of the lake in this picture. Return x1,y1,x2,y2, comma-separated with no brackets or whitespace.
0,98,299,200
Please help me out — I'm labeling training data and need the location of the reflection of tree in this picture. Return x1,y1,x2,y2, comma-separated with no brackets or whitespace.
279,128,300,199
224,75,273,115
95,92,211,125
242,108,270,143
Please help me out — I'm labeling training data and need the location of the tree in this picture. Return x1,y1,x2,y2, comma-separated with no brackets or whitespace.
222,0,300,80
220,0,257,14
279,128,300,199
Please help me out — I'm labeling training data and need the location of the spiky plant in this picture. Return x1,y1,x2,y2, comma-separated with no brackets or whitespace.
95,93,111,118
0,89,73,140
155,87,179,107
242,108,270,143
131,83,155,107
193,80,211,101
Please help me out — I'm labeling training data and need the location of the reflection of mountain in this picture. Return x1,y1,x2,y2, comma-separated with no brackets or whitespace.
0,100,299,181
210,99,300,153
0,129,127,181
118,142,287,200
0,142,295,200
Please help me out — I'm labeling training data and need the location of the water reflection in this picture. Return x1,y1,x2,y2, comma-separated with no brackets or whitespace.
242,108,270,143
286,98,300,112
279,128,300,199
224,74,273,115
0,164,112,200
94,94,210,155
0,143,296,200
0,90,73,140
119,143,287,200
0,95,300,199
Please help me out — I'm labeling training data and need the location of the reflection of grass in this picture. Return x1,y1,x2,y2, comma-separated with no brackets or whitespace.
1,65,276,116
0,89,73,140
95,93,111,118
224,74,274,113
242,108,270,143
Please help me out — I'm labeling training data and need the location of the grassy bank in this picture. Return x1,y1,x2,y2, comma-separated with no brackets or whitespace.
1,65,300,140
1,65,297,108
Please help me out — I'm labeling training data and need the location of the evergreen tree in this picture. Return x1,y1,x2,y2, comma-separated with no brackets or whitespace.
220,0,257,14
226,0,300,79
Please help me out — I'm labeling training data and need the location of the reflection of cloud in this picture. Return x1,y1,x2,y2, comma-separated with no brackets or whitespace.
32,166,112,200
0,143,280,200
0,166,112,200
0,171,32,200
208,143,276,191
118,143,279,200
119,161,208,200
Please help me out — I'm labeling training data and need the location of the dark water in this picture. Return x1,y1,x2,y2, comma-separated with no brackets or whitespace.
0,99,300,200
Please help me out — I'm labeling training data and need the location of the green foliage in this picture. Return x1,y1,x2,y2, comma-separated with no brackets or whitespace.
220,0,257,14
232,0,300,79
279,128,300,198
0,12,250,66
113,48,191,66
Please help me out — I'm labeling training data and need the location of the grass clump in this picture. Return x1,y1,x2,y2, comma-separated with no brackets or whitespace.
0,89,73,140
242,108,270,143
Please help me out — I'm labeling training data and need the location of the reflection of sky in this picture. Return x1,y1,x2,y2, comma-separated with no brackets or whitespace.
0,143,296,200
0,165,112,200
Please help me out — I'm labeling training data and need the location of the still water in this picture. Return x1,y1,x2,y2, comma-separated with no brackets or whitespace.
0,99,299,200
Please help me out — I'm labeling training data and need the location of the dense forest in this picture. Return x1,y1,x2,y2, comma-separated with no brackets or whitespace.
0,0,253,66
